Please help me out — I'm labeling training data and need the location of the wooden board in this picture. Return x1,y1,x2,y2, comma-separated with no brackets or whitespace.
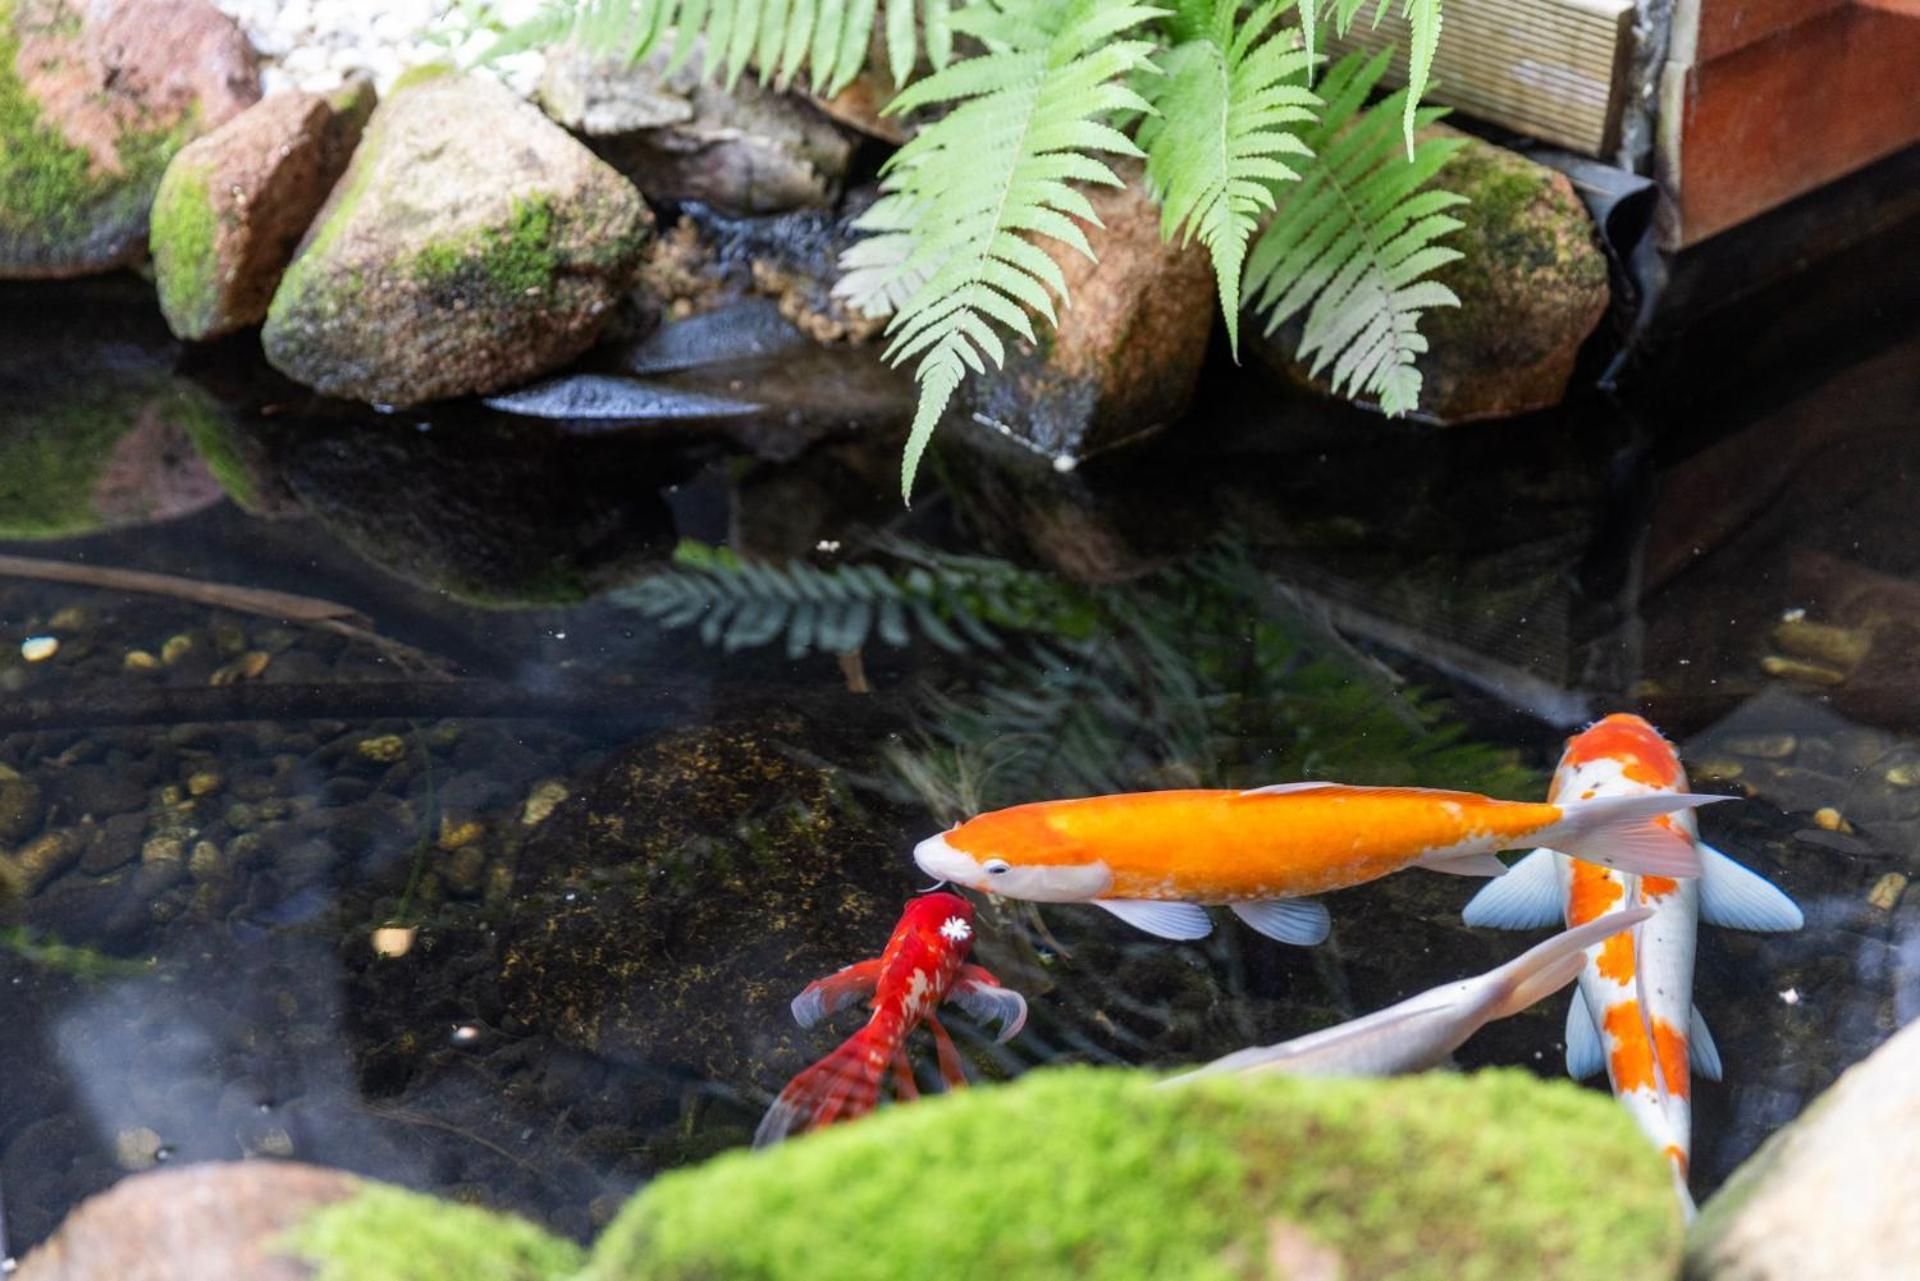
1324,0,1638,156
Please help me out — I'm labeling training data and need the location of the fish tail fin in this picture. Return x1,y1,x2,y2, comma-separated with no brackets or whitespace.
1486,908,1653,1021
753,1027,890,1149
1540,794,1729,878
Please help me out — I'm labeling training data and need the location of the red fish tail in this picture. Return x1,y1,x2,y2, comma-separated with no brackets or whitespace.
753,1025,894,1148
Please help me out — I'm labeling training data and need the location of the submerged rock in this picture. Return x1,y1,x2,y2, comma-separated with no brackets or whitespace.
14,1162,581,1281
261,69,652,406
1251,130,1610,423
590,1068,1684,1280
1687,1016,1920,1281
482,373,761,423
0,0,260,279
540,42,853,216
958,163,1215,468
150,78,374,340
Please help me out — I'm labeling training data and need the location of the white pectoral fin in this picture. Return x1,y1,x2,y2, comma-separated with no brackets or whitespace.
1690,1004,1724,1081
1230,898,1331,946
1094,899,1213,940
952,976,1029,1043
1698,843,1805,931
1545,793,1730,878
1565,987,1605,1079
1423,852,1512,878
1462,850,1562,926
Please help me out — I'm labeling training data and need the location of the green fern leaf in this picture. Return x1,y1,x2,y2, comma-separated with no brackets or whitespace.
1243,48,1465,417
837,0,1161,501
1139,0,1317,356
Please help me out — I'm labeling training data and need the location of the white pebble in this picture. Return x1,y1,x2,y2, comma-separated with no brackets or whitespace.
20,637,58,662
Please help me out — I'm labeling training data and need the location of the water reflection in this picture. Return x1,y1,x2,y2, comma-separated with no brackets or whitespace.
0,273,1915,1252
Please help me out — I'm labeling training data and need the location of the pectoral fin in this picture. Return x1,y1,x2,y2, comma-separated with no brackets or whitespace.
1229,898,1331,945
951,965,1029,1042
1565,987,1605,1080
1690,1005,1724,1081
1462,849,1562,928
789,957,883,1028
1698,844,1804,931
1094,899,1212,940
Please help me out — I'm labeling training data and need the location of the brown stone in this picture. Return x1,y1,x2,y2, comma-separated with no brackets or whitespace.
14,1161,361,1281
958,160,1215,466
150,81,374,340
0,0,260,278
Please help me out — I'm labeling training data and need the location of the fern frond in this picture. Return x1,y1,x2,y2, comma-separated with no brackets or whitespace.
1243,48,1465,417
841,0,1162,500
1139,0,1317,356
1315,0,1445,155
475,0,954,94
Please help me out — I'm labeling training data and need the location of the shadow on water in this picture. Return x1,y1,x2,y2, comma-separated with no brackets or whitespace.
0,244,1915,1249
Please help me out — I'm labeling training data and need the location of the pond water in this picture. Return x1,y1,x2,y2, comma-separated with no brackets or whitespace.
0,249,1915,1253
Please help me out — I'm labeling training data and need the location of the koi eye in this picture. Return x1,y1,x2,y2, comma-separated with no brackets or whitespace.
983,859,1011,876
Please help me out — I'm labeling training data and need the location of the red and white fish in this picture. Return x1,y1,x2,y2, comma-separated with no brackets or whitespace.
754,892,1027,1148
1172,909,1654,1082
915,779,1726,945
1463,714,1803,1212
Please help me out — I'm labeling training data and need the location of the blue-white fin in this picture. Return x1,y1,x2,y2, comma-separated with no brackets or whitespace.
1462,850,1561,928
1698,843,1804,931
1093,899,1212,940
1422,852,1511,878
1238,781,1336,796
1565,987,1605,1080
952,980,1029,1043
1690,1004,1723,1081
1229,898,1331,946
1543,793,1729,878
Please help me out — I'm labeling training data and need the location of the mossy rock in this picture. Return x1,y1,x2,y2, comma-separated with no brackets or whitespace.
588,1067,1685,1281
0,0,259,279
261,72,652,405
281,1182,584,1281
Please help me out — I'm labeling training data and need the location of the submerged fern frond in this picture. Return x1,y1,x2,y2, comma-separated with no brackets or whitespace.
478,0,954,93
1139,0,1317,355
1243,48,1466,418
839,0,1162,500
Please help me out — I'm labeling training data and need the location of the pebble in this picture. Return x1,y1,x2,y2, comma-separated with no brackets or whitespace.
1761,655,1847,686
20,637,58,662
114,1127,165,1172
1725,734,1798,760
1868,872,1908,912
1813,807,1853,834
123,650,161,671
211,0,551,97
161,635,195,666
371,924,417,958
1885,763,1920,788
437,815,484,851
356,735,408,764
521,779,569,827
47,608,86,631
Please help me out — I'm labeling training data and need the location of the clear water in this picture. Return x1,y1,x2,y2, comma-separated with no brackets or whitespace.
0,263,1914,1251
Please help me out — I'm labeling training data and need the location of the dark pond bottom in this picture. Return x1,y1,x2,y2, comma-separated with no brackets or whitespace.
0,248,1915,1253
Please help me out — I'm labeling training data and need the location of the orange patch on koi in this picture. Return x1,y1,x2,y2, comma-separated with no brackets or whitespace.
1604,1000,1656,1091
1663,1145,1689,1175
1568,861,1624,925
1640,876,1678,900
1654,1018,1691,1100
1563,715,1684,788
1597,930,1635,981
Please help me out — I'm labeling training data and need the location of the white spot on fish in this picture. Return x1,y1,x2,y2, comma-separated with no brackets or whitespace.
939,916,971,943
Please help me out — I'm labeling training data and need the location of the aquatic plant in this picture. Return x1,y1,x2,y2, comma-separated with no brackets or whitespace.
470,0,1464,496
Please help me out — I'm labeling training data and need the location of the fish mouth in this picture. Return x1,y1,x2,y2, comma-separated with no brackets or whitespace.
913,831,981,890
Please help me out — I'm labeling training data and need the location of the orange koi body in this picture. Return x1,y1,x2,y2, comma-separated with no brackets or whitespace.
917,778,1720,944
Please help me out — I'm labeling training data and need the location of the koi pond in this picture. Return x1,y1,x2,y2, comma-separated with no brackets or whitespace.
0,248,1914,1257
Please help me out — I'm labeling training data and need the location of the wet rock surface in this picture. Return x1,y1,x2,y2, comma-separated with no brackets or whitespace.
0,0,260,279
1251,129,1610,423
540,42,854,216
958,163,1215,467
150,78,374,340
261,70,653,406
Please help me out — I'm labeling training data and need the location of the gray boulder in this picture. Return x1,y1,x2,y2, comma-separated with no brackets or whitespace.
261,69,652,406
539,42,853,215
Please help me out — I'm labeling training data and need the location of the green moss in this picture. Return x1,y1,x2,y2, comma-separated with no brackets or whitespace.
388,61,455,95
150,160,220,334
279,1184,583,1281
0,9,199,249
412,197,561,300
0,397,122,538
588,1068,1683,1281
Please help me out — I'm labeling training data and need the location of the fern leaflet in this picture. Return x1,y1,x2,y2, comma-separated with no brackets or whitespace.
836,0,1161,500
1243,49,1465,418
1318,0,1446,155
1139,0,1317,356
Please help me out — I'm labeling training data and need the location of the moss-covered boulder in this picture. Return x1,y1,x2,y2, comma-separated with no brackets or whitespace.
14,1161,581,1281
151,79,373,340
955,162,1215,469
588,1067,1684,1280
0,0,259,279
1252,130,1610,423
261,70,653,406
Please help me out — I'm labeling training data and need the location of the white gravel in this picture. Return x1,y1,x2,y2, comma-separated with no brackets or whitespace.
211,0,553,99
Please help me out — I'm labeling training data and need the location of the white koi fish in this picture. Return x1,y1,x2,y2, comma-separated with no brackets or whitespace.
1462,714,1803,1213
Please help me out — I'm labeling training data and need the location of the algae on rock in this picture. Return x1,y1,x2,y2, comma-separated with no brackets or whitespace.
282,1184,583,1281
589,1067,1684,1281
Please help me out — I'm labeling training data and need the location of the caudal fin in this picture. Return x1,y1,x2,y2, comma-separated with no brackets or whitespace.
1486,908,1653,1019
1540,794,1730,878
753,1030,888,1149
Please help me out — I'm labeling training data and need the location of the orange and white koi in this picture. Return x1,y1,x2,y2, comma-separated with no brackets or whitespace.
754,892,1026,1148
1171,909,1653,1081
914,780,1725,944
1463,714,1803,1212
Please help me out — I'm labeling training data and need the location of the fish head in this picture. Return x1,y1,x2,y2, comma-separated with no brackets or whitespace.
898,890,977,947
1552,713,1690,802
913,821,1112,902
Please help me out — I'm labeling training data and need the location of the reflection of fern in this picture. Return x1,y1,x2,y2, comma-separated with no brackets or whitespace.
613,540,1091,658
1244,50,1467,417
